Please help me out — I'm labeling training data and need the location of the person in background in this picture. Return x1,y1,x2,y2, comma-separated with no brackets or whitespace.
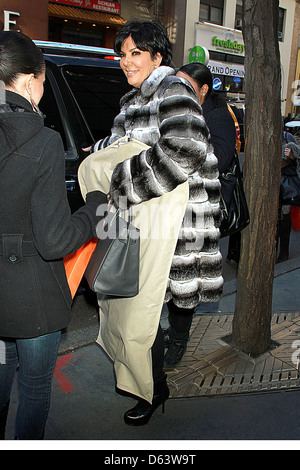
277,128,299,262
177,63,236,173
162,63,236,368
0,31,107,440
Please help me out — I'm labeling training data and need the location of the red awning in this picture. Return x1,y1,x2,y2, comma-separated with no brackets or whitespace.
48,3,126,26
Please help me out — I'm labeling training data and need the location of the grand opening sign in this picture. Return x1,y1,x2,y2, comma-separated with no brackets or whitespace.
50,0,121,14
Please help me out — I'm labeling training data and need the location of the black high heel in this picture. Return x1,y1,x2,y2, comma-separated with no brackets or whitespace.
124,384,169,426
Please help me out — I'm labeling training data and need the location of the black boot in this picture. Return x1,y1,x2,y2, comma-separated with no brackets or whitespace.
0,401,10,440
124,380,169,426
164,340,187,368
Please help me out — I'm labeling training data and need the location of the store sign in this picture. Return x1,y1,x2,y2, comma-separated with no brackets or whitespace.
213,78,222,91
189,45,210,65
50,0,121,14
233,76,241,84
2,10,20,31
212,36,245,55
208,60,245,78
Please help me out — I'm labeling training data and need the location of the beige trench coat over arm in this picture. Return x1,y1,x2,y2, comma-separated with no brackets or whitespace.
78,137,189,403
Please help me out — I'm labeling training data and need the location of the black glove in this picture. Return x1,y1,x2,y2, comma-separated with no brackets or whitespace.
86,190,108,206
86,191,109,237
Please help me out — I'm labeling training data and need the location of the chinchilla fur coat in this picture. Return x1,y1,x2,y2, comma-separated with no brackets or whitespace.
93,66,224,308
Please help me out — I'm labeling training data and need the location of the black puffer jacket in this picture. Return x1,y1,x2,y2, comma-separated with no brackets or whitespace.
0,91,105,338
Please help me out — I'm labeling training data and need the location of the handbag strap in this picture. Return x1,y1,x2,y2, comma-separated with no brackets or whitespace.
115,205,134,223
96,204,135,238
227,104,241,155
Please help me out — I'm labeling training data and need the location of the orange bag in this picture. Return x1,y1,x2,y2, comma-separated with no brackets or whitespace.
64,238,98,298
290,206,300,232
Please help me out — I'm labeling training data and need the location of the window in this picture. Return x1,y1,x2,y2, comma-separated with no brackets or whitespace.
200,0,224,25
40,73,67,150
208,51,245,95
235,0,243,30
224,75,245,94
278,8,285,42
39,61,95,161
210,51,245,65
200,3,209,21
62,65,131,140
235,2,285,40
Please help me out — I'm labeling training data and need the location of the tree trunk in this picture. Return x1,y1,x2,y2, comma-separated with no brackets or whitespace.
230,0,282,357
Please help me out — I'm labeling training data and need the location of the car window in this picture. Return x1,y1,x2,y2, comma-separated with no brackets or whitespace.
62,65,130,141
40,73,68,149
39,61,94,161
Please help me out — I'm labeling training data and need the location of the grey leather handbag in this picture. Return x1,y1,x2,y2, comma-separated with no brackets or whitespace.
84,207,140,298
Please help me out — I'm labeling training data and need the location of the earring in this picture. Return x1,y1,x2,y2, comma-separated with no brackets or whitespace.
30,95,43,117
148,64,157,77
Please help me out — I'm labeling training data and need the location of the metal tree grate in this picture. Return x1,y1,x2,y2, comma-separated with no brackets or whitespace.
166,313,300,398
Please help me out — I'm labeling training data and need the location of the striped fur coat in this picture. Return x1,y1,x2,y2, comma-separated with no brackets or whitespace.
93,66,223,308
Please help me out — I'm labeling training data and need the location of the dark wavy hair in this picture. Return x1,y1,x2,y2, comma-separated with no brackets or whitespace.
114,19,173,67
0,31,44,86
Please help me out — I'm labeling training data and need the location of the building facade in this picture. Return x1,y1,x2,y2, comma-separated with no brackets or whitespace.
0,0,299,115
0,0,156,48
169,0,298,115
286,0,300,118
0,0,49,40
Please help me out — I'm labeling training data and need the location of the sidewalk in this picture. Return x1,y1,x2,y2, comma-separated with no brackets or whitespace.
4,231,300,445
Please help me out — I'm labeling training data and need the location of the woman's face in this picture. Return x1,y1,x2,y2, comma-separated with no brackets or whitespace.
119,35,162,88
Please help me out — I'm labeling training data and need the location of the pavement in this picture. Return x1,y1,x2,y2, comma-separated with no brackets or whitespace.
3,229,300,450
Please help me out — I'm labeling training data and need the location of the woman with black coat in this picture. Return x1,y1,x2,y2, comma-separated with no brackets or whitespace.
177,63,236,173
0,31,107,440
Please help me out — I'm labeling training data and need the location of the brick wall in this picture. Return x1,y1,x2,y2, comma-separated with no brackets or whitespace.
0,0,49,40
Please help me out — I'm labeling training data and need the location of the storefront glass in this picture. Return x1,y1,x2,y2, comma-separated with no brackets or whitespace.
48,1,125,48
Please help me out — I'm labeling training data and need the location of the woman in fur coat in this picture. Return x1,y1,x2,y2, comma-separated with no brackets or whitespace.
90,19,223,426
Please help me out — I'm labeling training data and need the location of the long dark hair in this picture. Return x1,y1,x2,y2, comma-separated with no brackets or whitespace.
0,31,44,86
114,19,173,67
178,63,228,110
0,32,45,157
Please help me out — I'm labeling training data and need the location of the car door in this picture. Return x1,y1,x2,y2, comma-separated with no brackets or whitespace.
39,58,130,213
39,59,94,212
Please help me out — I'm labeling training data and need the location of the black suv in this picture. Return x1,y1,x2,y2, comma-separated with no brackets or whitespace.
35,41,130,212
